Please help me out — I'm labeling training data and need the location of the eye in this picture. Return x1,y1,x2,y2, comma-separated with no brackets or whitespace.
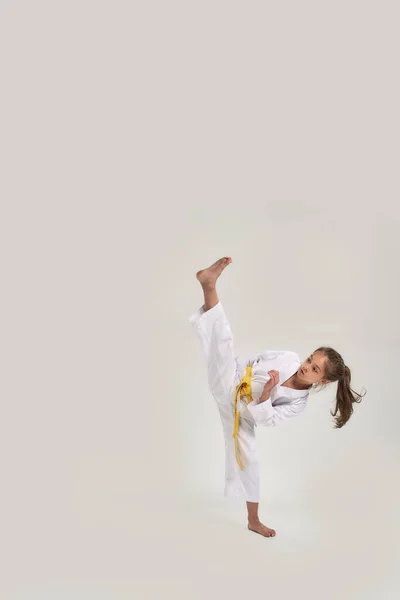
307,357,311,363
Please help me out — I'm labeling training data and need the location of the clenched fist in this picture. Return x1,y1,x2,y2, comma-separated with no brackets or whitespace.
259,370,280,402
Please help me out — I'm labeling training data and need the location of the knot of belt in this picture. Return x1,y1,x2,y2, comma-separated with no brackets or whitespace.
233,365,254,471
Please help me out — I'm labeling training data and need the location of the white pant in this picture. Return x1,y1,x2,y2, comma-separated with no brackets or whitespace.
189,301,260,502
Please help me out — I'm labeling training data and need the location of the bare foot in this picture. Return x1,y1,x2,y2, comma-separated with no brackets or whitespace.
196,257,232,288
248,520,276,538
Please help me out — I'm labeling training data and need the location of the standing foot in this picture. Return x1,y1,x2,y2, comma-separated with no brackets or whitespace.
248,519,276,538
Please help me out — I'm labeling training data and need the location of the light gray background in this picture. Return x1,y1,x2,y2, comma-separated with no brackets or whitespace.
1,1,399,599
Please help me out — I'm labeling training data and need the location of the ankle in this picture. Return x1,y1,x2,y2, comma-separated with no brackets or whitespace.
202,283,216,292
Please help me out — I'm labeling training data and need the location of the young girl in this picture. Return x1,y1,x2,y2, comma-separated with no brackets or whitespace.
189,256,365,538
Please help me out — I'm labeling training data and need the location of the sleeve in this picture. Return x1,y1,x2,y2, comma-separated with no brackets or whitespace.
246,354,261,367
258,350,300,362
247,397,307,428
241,350,287,367
240,349,300,368
234,354,261,369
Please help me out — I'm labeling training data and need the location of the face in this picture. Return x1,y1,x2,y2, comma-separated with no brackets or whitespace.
297,351,329,386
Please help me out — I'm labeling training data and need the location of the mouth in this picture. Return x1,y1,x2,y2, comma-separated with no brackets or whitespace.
299,367,304,376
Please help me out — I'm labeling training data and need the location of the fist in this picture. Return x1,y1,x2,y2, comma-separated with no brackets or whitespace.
260,370,280,400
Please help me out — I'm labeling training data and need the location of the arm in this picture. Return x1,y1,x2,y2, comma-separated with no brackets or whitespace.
244,350,298,368
246,354,260,367
247,369,307,427
234,353,261,370
247,397,307,427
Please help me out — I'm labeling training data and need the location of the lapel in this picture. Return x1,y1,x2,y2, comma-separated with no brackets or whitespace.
270,360,308,402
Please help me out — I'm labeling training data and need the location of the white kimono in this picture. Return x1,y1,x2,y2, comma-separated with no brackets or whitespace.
189,301,309,502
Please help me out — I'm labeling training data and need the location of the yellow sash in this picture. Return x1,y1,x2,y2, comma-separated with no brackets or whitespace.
232,365,254,471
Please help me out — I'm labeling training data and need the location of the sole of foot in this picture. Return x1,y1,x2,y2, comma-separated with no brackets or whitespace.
196,256,232,287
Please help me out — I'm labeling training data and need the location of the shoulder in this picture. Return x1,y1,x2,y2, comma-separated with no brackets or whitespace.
284,350,301,363
258,350,301,365
260,349,299,359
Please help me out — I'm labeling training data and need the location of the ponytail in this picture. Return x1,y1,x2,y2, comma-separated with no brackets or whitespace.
315,347,366,429
331,365,365,428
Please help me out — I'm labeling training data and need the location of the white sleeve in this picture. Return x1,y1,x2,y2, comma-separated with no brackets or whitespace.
247,398,307,427
240,349,300,368
246,354,261,367
242,350,287,367
258,350,300,362
235,354,261,369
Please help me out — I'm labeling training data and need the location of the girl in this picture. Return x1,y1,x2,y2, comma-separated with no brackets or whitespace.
189,257,365,538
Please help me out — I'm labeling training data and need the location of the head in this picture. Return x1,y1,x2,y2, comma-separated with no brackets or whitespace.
298,347,366,428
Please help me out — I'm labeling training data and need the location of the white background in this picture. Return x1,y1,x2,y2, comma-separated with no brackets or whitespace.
1,1,399,598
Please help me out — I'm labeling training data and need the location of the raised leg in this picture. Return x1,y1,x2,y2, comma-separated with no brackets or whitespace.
189,256,235,404
196,256,232,311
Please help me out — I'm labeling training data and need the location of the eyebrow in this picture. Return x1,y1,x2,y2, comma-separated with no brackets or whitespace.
311,354,321,372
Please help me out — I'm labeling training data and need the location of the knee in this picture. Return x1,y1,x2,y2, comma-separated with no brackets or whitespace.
243,452,259,470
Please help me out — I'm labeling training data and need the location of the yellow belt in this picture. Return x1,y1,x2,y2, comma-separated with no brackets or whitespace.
232,365,254,471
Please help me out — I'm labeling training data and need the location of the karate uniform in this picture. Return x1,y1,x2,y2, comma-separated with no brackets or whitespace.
189,301,309,502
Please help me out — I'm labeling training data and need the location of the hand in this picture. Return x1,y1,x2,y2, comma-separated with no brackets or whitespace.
259,370,280,402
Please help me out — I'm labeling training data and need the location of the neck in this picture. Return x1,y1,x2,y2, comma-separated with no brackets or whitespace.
291,373,312,390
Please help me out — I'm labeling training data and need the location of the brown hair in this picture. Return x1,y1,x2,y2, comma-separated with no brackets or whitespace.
314,347,366,429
